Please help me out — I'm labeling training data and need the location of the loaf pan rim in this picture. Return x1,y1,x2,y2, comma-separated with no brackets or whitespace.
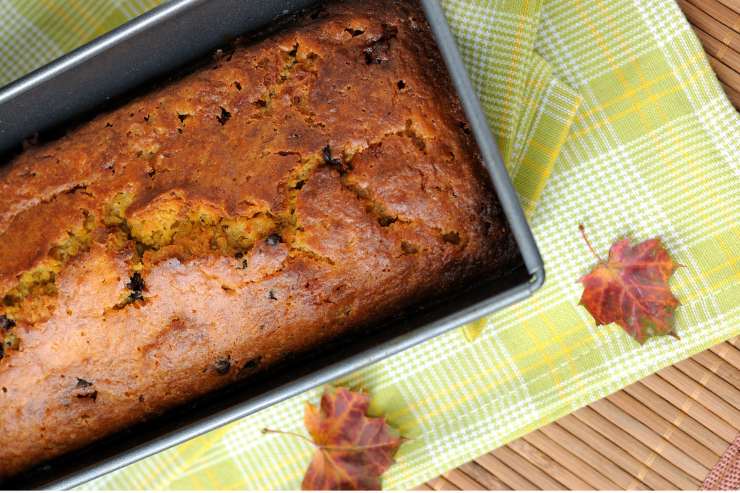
0,0,545,488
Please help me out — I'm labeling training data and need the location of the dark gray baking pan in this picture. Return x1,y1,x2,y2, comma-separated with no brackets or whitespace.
0,0,544,488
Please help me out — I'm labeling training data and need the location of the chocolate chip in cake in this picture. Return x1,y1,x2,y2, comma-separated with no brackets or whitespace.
0,315,15,331
345,27,365,37
235,251,248,269
243,357,261,369
378,215,397,227
457,120,472,135
363,47,376,64
75,378,93,388
74,378,97,401
217,106,231,125
322,144,350,173
214,357,231,375
127,272,145,293
238,356,262,378
113,273,146,309
268,289,278,300
322,144,340,166
265,233,282,246
128,291,144,303
442,231,461,245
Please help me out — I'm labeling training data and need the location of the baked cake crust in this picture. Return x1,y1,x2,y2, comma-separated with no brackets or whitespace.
0,0,516,478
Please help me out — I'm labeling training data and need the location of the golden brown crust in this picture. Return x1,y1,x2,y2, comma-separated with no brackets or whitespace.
0,0,516,478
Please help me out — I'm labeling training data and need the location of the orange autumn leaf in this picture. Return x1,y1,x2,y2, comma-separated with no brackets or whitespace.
578,225,681,344
301,387,403,490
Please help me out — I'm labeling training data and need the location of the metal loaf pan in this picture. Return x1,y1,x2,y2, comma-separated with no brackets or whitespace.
0,0,544,488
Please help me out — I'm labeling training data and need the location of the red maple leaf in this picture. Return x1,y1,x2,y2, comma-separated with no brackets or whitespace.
578,225,681,344
264,387,404,490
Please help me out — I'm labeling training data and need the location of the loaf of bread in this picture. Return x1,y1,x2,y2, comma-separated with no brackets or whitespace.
0,0,517,479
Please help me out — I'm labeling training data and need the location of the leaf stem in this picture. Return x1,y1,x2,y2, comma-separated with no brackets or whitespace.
579,224,603,262
262,427,315,445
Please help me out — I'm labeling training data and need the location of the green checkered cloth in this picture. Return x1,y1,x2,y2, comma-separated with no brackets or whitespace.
1,0,738,489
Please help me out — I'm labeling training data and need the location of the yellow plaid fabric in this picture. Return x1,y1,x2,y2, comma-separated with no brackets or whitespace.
0,0,738,489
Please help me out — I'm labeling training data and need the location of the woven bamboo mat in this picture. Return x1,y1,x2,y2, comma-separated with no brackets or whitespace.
677,0,740,109
418,337,740,490
418,2,740,488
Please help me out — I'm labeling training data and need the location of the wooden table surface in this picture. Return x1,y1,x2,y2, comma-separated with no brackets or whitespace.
419,1,740,489
678,0,740,110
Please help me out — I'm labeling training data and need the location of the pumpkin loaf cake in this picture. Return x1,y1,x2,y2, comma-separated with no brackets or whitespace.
0,0,517,479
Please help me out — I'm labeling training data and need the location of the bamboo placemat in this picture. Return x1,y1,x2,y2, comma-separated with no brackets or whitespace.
419,337,740,490
419,0,740,488
677,0,740,109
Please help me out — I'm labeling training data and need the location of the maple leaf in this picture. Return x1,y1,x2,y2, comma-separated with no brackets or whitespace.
263,387,404,490
578,224,681,344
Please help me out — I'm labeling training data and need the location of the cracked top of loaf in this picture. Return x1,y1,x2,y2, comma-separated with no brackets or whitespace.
0,0,518,479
